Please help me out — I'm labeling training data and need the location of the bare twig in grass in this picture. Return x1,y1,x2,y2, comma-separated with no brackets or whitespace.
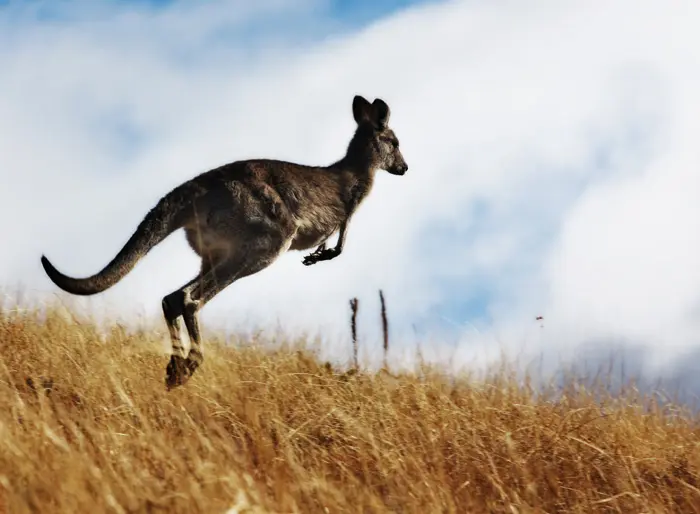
379,289,389,371
349,297,359,370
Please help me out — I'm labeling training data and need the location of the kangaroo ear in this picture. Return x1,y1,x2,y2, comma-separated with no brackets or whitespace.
372,98,391,129
352,95,372,125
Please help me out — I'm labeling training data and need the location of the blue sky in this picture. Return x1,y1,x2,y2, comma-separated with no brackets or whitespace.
127,0,427,20
1,0,699,390
1,0,430,30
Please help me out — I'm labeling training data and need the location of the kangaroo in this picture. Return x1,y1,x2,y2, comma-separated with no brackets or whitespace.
40,94,408,389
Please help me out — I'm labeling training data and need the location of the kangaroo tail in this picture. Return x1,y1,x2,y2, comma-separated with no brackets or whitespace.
40,189,190,296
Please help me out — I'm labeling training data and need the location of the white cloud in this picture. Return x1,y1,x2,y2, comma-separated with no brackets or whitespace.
2,0,699,383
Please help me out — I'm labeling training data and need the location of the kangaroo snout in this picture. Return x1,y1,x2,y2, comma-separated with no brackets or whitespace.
389,161,408,176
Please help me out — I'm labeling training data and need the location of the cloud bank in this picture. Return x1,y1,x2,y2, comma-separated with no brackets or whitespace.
1,0,699,387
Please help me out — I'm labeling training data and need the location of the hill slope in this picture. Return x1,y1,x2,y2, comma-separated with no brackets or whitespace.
0,304,699,513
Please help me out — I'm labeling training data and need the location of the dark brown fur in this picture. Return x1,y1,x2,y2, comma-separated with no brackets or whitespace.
40,95,408,389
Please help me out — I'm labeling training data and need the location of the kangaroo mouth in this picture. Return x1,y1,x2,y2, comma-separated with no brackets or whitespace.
387,165,408,176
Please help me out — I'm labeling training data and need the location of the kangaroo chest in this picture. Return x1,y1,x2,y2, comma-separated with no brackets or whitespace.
284,171,372,252
289,217,339,251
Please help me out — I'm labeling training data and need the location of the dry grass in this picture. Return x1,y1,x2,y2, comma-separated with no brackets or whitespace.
1,303,699,513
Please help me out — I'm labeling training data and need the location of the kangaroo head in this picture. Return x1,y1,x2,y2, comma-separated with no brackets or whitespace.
349,95,408,176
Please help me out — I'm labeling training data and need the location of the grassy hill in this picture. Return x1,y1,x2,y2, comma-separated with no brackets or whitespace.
0,302,699,513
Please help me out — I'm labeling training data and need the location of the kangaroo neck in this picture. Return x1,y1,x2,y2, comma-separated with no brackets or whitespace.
327,154,377,180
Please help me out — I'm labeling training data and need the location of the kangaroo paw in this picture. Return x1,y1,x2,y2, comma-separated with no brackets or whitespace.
165,354,197,390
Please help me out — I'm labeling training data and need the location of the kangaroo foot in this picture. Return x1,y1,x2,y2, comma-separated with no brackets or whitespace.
165,354,201,390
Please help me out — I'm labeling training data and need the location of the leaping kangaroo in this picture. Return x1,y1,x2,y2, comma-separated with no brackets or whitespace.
40,94,409,389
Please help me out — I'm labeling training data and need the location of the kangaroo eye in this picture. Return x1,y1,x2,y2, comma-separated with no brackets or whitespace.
381,135,398,148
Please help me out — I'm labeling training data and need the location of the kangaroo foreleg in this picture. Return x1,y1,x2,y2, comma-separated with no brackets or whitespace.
303,182,366,267
302,241,330,265
302,220,349,266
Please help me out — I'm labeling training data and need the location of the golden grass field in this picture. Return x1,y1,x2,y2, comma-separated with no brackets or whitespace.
1,301,699,513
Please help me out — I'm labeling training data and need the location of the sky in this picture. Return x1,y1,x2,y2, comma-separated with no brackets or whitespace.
1,0,699,392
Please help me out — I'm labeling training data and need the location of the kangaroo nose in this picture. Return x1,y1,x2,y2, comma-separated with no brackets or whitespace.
391,162,408,175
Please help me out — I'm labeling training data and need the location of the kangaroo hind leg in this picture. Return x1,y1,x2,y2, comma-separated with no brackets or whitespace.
164,234,291,390
162,250,224,388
